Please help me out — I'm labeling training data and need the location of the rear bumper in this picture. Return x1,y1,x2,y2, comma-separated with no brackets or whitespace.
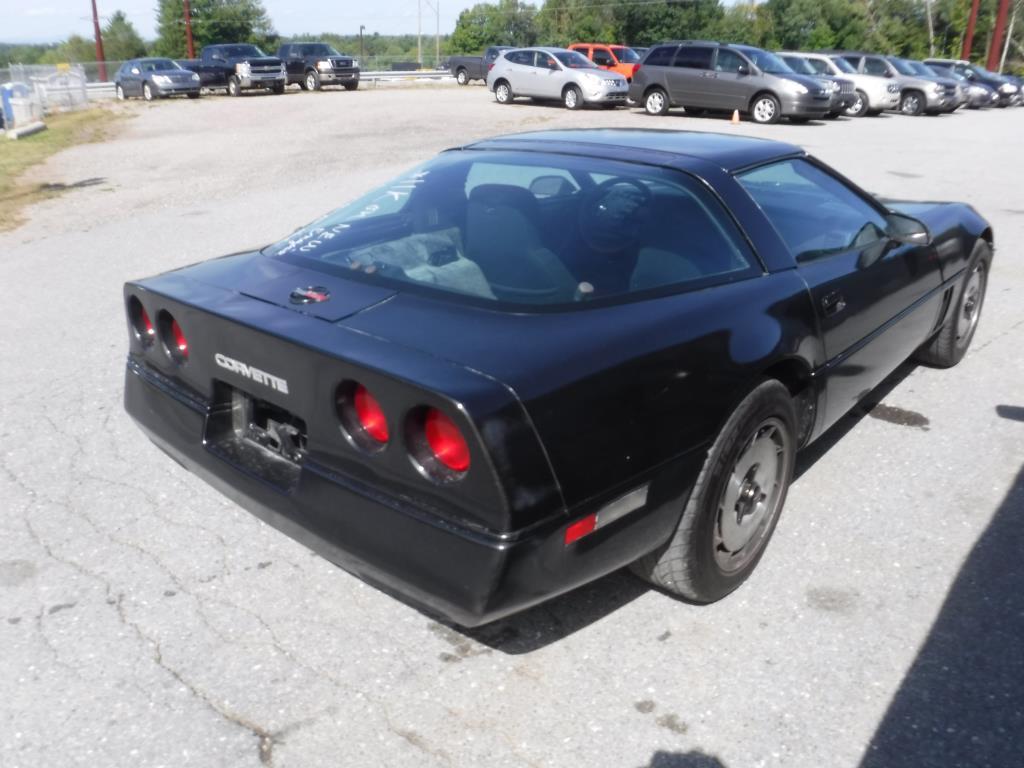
124,358,687,626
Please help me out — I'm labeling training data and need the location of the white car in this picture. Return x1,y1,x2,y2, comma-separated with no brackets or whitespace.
780,51,900,117
487,47,629,110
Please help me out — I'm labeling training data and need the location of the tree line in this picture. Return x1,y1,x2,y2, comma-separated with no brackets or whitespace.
450,0,1021,67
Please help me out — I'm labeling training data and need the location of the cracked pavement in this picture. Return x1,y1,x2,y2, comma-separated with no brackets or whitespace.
1,88,1022,768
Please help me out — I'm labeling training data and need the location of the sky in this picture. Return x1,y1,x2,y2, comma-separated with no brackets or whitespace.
0,0,473,43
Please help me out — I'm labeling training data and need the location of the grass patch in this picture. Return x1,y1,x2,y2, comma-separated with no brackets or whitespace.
0,107,124,232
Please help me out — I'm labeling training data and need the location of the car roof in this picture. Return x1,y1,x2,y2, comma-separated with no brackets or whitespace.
463,129,801,173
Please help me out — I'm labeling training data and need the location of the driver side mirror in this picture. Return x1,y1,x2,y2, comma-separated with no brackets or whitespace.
885,213,932,246
737,64,750,76
131,68,140,75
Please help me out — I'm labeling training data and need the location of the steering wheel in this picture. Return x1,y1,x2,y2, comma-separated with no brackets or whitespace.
578,176,652,254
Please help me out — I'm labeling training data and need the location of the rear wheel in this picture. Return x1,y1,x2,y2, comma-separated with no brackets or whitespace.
631,380,797,603
456,68,469,85
563,84,583,110
847,90,870,117
305,70,320,91
644,88,669,116
750,93,781,124
915,240,991,367
494,80,513,104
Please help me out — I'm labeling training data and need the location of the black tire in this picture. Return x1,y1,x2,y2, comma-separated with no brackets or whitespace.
644,88,669,116
563,84,583,110
683,105,706,117
915,240,991,367
116,84,126,101
304,70,320,91
344,81,358,91
272,82,285,95
494,79,513,104
847,90,870,117
227,76,241,97
456,68,469,85
187,92,199,99
630,380,797,603
900,90,925,116
143,82,155,102
750,92,781,124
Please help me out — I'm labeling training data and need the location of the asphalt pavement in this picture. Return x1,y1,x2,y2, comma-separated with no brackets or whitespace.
1,86,1022,768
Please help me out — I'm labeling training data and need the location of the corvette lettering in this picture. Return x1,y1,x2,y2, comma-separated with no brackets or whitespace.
214,353,290,394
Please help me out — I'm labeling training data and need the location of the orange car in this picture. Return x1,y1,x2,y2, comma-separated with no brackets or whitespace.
568,43,642,81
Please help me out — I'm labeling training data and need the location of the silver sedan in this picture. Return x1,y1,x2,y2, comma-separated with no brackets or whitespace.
487,47,629,110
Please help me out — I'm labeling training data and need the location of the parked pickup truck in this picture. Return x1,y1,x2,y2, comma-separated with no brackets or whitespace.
448,46,513,85
277,42,360,91
180,44,286,96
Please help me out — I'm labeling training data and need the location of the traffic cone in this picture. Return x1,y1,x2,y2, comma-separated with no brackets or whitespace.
730,109,740,124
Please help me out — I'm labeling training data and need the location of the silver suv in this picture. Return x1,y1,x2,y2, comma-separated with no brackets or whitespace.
487,48,628,110
629,41,831,124
839,52,959,115
779,51,899,117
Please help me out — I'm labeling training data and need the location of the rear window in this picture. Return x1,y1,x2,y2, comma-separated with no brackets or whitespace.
266,152,758,308
611,47,640,63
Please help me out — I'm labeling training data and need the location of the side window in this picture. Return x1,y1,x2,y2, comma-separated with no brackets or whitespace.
806,58,829,75
644,46,677,67
539,53,559,70
864,58,889,76
737,159,888,263
715,49,746,73
506,50,533,66
593,48,615,67
674,46,713,70
841,55,861,70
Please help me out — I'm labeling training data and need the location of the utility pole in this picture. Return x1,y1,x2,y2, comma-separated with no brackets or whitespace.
90,0,107,82
417,0,422,68
183,0,196,59
987,0,1012,71
1000,0,1018,72
423,0,440,68
924,0,935,57
963,0,981,59
359,25,365,64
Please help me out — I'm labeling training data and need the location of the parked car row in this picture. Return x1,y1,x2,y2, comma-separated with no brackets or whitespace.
115,42,360,101
479,39,1022,123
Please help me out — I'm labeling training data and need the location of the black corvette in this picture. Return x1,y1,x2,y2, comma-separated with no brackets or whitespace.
124,129,992,626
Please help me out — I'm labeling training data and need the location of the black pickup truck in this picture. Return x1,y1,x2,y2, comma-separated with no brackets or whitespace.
448,46,513,85
276,43,360,91
180,44,286,96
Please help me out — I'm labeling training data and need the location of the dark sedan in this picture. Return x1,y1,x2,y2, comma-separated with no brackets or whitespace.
115,58,201,101
123,130,992,626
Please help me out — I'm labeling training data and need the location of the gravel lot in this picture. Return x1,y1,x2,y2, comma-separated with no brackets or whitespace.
2,85,1022,768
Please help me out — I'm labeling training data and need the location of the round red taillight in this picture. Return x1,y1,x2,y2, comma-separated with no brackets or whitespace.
128,296,155,346
157,310,188,364
354,384,389,443
424,409,470,473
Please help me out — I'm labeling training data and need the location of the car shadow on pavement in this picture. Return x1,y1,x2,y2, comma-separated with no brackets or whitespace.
859,464,1024,768
454,568,649,653
794,359,917,480
640,750,727,768
996,404,1024,421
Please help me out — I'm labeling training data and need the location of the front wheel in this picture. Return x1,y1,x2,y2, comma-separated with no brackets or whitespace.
143,82,155,102
631,380,797,603
750,93,781,124
305,71,320,91
900,90,925,116
227,76,241,97
272,82,285,95
563,84,583,110
846,90,870,117
187,92,199,99
494,80,513,104
456,68,469,85
915,240,991,367
644,88,669,116
344,81,358,91
116,84,126,100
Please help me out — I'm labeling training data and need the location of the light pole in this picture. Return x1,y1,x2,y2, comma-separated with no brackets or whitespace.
183,0,195,59
417,0,422,68
359,25,365,64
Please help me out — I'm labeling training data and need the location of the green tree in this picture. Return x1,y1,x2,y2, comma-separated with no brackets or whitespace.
103,10,147,60
448,0,538,54
39,35,96,65
612,0,723,47
153,0,277,58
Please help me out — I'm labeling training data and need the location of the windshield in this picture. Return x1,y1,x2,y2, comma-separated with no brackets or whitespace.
263,151,756,308
890,58,918,76
218,45,266,58
301,44,341,57
782,56,816,75
829,56,856,74
610,47,640,63
909,61,937,76
141,59,180,72
739,48,793,74
554,50,597,69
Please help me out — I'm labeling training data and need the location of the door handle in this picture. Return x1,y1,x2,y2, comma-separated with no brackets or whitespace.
821,291,847,316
